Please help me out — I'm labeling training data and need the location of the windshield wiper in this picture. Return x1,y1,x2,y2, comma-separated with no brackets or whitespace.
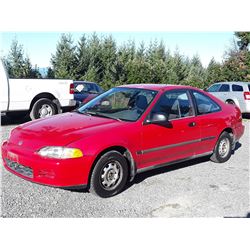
84,111,122,121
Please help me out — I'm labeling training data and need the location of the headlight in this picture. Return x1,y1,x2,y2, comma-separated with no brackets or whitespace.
38,147,83,159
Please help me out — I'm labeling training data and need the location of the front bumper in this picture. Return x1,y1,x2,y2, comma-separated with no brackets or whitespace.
1,141,92,187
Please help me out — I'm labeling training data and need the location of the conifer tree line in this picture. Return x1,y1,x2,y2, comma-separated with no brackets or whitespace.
3,32,250,90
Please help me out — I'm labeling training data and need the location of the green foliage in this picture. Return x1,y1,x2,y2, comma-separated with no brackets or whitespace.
46,67,55,79
4,39,41,78
235,32,250,51
5,32,250,88
51,33,77,79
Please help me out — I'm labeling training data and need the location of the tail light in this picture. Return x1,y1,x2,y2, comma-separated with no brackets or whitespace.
69,83,74,94
244,92,250,100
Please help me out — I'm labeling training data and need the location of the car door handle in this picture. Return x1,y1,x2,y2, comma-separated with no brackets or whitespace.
188,122,196,127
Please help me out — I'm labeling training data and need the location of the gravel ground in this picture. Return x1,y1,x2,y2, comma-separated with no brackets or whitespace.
0,115,249,218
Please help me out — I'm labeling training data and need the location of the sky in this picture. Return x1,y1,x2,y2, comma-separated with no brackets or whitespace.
0,32,235,68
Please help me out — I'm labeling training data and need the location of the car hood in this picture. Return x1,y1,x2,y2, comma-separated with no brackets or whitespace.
9,112,120,150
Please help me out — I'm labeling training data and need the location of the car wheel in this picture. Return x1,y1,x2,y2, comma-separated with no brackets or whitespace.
210,132,232,163
30,98,57,120
225,100,235,105
90,151,128,198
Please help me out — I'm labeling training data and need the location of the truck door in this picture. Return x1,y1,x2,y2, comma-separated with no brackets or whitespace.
0,60,9,112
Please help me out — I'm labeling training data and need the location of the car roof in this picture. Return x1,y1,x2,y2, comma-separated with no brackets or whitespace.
213,82,250,85
117,83,199,91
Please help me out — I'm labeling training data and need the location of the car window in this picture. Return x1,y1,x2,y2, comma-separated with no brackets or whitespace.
207,84,221,92
79,87,157,121
86,83,96,92
192,91,221,115
248,85,250,91
151,90,194,120
232,84,243,92
219,84,229,92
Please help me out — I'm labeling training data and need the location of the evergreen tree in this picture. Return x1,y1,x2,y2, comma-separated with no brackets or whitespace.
205,58,224,88
235,32,250,51
75,34,90,80
51,33,77,79
46,67,55,79
5,39,36,78
184,55,205,88
101,35,118,87
83,66,100,83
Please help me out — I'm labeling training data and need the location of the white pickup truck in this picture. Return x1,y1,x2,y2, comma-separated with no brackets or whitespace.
0,60,76,120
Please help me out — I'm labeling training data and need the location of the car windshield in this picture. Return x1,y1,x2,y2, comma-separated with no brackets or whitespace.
77,87,158,121
207,84,221,92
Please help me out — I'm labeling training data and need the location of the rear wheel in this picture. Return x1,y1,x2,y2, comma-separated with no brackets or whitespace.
210,132,232,163
30,98,57,120
90,151,128,198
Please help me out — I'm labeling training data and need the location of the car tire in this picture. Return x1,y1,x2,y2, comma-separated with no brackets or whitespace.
30,98,57,120
90,151,128,198
210,131,232,163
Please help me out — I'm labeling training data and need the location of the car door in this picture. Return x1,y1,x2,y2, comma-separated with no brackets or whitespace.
138,89,202,170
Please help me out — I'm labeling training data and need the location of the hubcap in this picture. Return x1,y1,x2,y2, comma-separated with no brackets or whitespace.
218,138,230,158
39,104,53,118
100,161,123,190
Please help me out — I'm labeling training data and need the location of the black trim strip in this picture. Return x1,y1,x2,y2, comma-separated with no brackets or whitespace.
136,136,216,155
137,151,213,174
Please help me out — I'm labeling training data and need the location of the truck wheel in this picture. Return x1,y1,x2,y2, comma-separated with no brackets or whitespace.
210,132,232,163
90,151,128,198
30,98,57,120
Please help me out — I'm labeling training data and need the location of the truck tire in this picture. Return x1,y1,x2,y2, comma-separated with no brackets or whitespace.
30,98,57,120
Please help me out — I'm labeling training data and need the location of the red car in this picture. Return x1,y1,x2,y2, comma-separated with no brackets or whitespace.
1,84,245,198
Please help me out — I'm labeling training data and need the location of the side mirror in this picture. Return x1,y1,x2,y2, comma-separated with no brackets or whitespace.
144,112,170,125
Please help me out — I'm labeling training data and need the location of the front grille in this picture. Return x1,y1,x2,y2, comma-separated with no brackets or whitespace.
5,158,33,178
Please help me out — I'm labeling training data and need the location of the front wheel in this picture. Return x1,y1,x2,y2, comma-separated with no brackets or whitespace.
30,98,57,120
90,151,128,198
210,132,232,163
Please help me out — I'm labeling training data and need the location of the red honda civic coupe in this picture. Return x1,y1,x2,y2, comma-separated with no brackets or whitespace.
2,84,245,197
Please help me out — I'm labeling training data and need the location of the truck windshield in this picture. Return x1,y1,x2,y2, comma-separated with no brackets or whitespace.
78,87,157,121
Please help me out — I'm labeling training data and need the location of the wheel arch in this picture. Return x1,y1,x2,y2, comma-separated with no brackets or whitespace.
219,127,234,146
29,92,59,111
88,145,136,187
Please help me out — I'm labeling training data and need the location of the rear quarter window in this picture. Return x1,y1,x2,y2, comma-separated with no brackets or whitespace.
232,84,243,92
192,91,221,115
